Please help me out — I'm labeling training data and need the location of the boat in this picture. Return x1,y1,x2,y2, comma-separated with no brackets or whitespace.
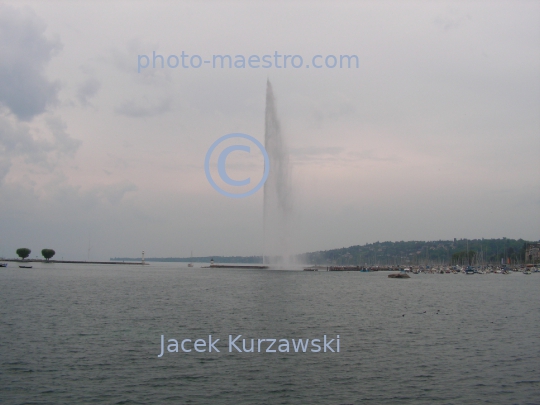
388,271,410,279
524,270,532,275
19,265,32,268
0,263,7,267
187,251,194,267
303,267,318,271
465,266,475,275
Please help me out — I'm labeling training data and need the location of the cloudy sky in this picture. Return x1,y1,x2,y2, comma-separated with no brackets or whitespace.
0,0,538,260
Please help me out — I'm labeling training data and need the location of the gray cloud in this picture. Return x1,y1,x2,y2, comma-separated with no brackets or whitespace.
0,114,81,181
0,115,51,165
0,4,61,120
0,154,11,181
91,181,138,205
77,77,101,106
0,4,79,183
115,96,172,117
290,147,344,157
110,39,171,84
434,8,471,31
290,147,393,165
45,116,81,156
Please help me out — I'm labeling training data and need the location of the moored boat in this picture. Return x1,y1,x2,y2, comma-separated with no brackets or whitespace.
388,273,410,279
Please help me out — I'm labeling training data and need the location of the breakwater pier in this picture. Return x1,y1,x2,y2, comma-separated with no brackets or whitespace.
1,259,147,265
203,264,269,269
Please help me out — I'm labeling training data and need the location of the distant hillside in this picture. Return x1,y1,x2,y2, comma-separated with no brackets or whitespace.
298,238,535,266
112,238,537,266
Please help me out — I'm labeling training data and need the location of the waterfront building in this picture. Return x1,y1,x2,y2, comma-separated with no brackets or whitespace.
525,243,540,264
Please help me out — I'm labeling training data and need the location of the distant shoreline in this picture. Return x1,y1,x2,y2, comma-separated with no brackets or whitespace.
111,256,263,264
111,238,539,266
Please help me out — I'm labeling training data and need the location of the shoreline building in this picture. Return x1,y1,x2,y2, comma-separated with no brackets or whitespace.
525,243,540,264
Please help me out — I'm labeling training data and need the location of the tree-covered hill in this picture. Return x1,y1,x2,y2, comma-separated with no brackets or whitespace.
298,238,534,266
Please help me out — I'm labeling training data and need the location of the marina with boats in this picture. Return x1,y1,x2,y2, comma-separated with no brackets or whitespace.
304,264,539,275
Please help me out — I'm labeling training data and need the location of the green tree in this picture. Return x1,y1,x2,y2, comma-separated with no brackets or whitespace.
41,249,55,261
16,248,31,260
452,250,476,265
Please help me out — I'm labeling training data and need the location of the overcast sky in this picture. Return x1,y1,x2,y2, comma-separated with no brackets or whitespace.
0,0,538,260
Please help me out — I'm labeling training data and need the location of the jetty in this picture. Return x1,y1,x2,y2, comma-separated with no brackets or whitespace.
202,264,269,269
2,259,147,265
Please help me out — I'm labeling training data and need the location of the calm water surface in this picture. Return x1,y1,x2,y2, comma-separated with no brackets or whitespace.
1,263,539,404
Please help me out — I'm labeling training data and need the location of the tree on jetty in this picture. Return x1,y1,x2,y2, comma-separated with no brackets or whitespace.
41,249,55,261
16,248,31,260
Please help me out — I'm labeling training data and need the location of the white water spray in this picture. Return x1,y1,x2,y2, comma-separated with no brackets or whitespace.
263,80,291,266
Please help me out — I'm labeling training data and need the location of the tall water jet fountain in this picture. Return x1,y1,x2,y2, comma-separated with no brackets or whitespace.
263,80,291,266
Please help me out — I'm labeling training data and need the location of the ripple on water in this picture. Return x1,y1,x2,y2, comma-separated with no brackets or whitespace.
0,266,539,404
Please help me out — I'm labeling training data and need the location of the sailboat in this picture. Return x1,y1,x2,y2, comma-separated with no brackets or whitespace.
188,251,193,267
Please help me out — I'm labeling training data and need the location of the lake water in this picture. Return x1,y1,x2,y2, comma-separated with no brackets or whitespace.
1,263,539,404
